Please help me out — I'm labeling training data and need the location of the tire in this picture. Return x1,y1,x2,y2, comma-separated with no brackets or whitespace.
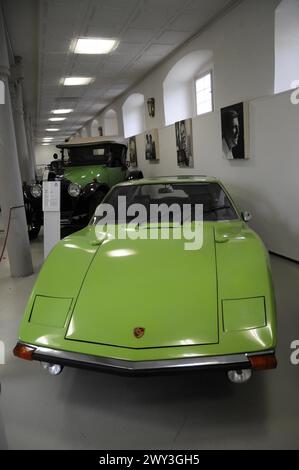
88,190,106,219
28,222,42,240
25,203,42,240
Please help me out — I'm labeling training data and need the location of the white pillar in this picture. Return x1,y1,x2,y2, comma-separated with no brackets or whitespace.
0,7,33,277
24,113,37,179
10,82,26,181
11,71,35,183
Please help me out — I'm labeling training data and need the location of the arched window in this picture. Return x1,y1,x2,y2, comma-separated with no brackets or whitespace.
80,127,88,137
122,94,145,138
104,109,119,136
275,0,299,93
91,118,101,137
163,50,213,126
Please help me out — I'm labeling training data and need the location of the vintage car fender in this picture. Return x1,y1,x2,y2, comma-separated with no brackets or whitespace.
23,182,43,239
126,170,144,181
80,180,110,199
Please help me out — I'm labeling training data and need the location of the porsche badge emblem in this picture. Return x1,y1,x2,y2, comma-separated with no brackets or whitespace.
134,327,145,339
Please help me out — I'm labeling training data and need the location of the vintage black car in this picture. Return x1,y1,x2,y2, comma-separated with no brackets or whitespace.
23,182,43,240
24,137,143,238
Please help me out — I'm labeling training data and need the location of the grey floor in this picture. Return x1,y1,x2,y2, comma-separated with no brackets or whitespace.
0,233,299,449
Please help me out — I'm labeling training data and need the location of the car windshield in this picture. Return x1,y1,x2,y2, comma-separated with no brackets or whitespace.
60,143,125,167
93,182,238,223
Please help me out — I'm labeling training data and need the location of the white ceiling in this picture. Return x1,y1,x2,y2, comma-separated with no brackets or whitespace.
2,0,237,142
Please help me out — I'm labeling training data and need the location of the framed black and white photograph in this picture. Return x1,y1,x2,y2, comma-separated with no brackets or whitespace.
175,119,193,168
145,129,160,161
221,102,250,160
128,136,137,167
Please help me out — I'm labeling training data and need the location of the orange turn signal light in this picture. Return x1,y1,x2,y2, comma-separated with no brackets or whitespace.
13,343,35,361
249,354,277,370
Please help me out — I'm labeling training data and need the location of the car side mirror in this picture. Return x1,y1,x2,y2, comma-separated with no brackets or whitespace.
241,211,252,222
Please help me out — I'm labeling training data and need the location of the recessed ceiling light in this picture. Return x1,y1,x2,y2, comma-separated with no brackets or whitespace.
43,137,54,141
49,117,66,122
46,128,60,132
42,143,50,146
63,77,94,86
74,37,118,54
52,109,73,114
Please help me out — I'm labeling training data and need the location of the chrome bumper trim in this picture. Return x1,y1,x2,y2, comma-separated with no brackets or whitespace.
18,342,275,373
16,343,276,373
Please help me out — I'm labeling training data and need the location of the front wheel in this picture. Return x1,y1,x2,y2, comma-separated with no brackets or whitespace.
28,222,42,240
88,190,106,219
25,203,42,240
227,369,252,384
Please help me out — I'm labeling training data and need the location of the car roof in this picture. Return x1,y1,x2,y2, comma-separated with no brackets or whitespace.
117,176,220,187
57,136,127,149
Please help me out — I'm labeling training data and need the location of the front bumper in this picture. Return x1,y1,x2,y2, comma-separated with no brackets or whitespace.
14,342,277,375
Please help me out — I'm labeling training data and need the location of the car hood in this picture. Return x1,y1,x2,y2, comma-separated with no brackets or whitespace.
66,224,219,348
19,221,276,357
63,165,107,187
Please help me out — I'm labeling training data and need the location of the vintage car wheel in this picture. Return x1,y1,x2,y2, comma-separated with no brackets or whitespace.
26,203,42,240
88,190,106,218
28,220,42,241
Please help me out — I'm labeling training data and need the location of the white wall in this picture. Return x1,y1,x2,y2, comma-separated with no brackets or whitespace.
80,127,88,137
122,94,145,138
90,119,100,137
163,50,213,125
275,0,299,93
95,0,299,259
164,82,193,125
36,0,299,260
104,110,119,136
35,144,57,166
97,0,278,129
133,89,299,261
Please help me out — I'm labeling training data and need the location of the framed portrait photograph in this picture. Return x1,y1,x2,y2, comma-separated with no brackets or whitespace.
128,136,137,167
145,129,160,161
221,102,250,160
175,119,193,168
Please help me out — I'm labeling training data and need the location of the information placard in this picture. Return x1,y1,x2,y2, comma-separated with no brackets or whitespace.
43,181,60,212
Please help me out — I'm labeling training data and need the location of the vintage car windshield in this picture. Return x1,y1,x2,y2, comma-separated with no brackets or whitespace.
60,143,126,167
61,145,109,166
93,182,239,223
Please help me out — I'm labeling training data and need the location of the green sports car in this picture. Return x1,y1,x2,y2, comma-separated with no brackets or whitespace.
14,176,277,383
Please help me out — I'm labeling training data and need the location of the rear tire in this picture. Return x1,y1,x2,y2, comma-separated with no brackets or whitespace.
88,190,106,219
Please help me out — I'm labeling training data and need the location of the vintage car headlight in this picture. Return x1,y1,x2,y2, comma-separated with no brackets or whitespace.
68,182,81,198
30,184,42,198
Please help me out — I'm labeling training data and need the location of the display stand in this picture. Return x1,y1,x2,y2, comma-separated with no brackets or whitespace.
43,181,61,259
